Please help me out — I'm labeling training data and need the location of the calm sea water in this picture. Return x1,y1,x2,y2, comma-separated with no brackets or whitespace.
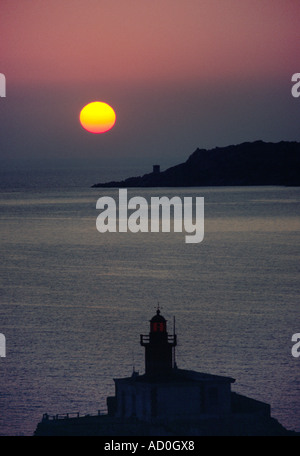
0,168,299,435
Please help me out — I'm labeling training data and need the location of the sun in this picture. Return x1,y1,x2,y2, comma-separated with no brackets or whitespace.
79,101,116,134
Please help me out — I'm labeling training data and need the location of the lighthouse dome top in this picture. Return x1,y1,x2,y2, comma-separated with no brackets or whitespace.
150,308,166,323
149,308,167,333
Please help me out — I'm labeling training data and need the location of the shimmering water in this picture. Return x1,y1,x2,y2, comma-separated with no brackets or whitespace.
0,169,299,435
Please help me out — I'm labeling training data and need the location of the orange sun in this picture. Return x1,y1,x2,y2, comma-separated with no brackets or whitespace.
79,101,116,134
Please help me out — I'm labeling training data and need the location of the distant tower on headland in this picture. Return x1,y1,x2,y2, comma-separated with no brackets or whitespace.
152,165,160,174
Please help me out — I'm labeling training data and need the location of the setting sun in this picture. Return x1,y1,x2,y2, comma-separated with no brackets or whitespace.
79,101,116,134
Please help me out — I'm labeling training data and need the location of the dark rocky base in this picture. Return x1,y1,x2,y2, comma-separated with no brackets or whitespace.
34,414,299,436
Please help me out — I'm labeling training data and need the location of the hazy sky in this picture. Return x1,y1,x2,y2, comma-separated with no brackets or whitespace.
1,0,299,170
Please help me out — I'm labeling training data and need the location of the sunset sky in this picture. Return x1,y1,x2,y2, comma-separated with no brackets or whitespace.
1,0,299,170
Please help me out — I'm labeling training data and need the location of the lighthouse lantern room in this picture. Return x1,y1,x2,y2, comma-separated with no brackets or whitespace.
140,308,177,376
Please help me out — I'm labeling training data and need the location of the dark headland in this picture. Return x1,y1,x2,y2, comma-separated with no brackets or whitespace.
92,140,300,188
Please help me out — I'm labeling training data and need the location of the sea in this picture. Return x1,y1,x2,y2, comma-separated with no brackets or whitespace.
0,166,299,436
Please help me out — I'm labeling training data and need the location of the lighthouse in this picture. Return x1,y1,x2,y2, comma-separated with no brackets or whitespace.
35,309,282,435
109,310,237,421
140,308,177,376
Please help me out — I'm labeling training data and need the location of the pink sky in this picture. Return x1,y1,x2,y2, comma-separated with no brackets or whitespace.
0,1,299,165
1,0,299,87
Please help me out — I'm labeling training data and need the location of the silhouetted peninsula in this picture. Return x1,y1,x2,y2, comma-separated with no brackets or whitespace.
92,141,300,188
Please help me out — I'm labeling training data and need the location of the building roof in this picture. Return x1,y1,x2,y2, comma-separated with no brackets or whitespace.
114,368,235,385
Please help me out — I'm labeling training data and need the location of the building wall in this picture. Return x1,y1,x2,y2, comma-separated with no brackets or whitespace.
155,382,231,418
114,379,232,420
115,382,151,419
